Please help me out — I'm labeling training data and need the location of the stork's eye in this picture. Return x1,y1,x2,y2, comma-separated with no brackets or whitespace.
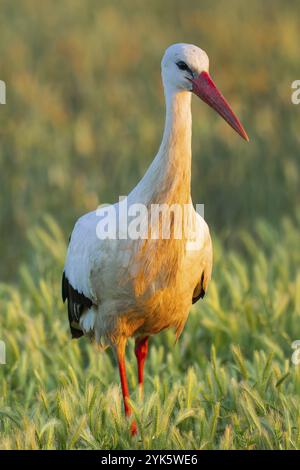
176,61,189,71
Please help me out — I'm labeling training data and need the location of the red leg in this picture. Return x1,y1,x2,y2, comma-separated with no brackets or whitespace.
116,341,137,436
135,336,149,394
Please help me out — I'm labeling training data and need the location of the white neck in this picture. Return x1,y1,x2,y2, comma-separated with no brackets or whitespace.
129,88,192,205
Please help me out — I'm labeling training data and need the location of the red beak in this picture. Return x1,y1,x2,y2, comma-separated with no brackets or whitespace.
191,71,249,142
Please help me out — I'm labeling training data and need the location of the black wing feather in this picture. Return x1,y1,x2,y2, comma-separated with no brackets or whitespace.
62,271,93,339
192,272,206,304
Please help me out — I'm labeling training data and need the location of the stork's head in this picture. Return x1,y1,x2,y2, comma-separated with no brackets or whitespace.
161,43,249,141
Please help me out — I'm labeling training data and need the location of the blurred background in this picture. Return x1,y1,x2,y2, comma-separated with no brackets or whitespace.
0,0,299,281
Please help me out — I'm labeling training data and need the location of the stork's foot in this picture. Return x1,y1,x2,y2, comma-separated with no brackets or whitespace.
116,340,139,436
130,420,137,436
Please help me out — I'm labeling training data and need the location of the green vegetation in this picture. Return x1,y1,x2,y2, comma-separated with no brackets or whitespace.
0,0,299,450
0,0,300,279
0,215,299,449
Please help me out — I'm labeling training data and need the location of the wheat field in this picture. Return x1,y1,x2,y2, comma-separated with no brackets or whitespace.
0,215,300,449
0,0,300,450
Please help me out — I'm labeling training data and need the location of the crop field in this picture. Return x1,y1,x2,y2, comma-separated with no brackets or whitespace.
0,215,299,449
0,0,300,450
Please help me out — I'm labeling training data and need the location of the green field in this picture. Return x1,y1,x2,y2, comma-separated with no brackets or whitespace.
0,0,300,450
0,216,300,449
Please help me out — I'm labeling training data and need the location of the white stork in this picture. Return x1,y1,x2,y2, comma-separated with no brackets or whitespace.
62,43,248,435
